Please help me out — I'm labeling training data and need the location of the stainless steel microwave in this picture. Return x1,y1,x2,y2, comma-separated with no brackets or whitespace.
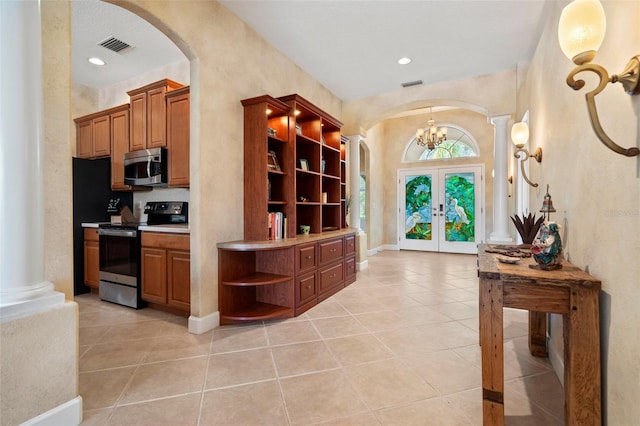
124,147,168,186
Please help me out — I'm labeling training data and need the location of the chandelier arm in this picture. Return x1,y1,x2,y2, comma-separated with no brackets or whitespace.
567,63,640,157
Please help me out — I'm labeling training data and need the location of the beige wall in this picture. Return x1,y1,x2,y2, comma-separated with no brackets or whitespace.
42,0,74,299
522,1,640,423
380,109,495,247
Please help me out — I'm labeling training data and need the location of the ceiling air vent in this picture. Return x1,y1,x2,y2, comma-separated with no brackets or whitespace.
98,36,133,53
401,80,423,88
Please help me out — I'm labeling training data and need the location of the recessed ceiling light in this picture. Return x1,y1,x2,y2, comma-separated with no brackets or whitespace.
398,57,412,65
88,57,105,66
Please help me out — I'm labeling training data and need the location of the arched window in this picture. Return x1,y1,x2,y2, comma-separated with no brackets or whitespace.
403,124,479,162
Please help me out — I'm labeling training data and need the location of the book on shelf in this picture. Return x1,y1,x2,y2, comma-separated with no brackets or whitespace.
268,212,287,240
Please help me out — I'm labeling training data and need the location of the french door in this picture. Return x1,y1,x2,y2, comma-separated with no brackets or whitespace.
398,166,483,254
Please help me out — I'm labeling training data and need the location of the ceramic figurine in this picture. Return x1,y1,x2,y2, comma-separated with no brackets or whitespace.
530,221,563,270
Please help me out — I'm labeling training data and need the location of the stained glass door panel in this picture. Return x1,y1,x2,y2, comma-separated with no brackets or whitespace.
439,170,479,254
399,172,439,251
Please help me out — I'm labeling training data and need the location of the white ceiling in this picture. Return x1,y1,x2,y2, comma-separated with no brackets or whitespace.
71,0,186,89
72,0,556,101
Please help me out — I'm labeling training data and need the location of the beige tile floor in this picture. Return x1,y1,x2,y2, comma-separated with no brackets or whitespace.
78,250,563,425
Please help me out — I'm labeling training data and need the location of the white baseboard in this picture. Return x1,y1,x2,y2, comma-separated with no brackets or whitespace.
548,337,565,387
189,311,219,334
21,396,82,426
367,244,398,256
356,259,369,270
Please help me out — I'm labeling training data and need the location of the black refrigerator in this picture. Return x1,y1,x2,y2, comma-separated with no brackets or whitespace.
72,157,132,295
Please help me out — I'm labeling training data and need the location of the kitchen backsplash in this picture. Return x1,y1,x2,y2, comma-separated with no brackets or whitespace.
133,187,189,223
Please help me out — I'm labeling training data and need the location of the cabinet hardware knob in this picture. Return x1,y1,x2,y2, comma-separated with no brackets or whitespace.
306,285,311,289
306,255,312,260
330,273,336,278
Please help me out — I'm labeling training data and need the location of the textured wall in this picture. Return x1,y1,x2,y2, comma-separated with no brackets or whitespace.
42,0,74,299
0,303,78,425
522,1,640,423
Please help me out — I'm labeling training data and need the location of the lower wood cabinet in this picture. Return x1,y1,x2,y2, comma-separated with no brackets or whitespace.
83,228,100,289
218,231,357,324
141,232,190,313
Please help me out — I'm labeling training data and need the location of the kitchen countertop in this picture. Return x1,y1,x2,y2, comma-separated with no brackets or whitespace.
138,224,190,234
81,222,190,234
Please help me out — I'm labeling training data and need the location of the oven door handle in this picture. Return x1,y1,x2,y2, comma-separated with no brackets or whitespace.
98,228,137,238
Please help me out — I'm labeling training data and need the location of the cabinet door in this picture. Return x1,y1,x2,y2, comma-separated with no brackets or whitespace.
129,92,146,151
92,115,111,157
318,262,344,295
318,238,343,266
76,119,93,158
84,240,99,288
167,250,190,312
141,247,167,304
111,108,131,190
166,91,190,187
296,272,316,306
296,243,316,274
147,86,167,148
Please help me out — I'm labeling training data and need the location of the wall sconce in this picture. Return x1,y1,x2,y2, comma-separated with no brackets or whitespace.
558,0,640,157
512,121,542,187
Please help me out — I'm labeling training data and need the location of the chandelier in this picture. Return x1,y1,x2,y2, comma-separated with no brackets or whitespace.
416,108,447,150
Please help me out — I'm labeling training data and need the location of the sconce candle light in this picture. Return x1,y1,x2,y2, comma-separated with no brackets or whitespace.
512,121,542,188
558,0,640,157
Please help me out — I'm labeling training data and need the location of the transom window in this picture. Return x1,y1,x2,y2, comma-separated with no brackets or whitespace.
403,124,479,162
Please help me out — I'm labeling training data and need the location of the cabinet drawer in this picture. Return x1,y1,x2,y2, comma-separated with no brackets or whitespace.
142,232,190,251
319,238,343,266
319,262,344,294
345,235,356,255
345,256,356,279
296,272,316,306
296,243,316,273
84,227,99,242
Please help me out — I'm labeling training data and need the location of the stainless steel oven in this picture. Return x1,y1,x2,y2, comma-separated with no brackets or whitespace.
98,225,144,309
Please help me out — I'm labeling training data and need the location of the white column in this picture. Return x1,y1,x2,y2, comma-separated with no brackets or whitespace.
347,135,362,232
0,0,64,322
488,115,513,243
347,135,368,270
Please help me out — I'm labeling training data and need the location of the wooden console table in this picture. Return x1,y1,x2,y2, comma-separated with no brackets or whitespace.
478,244,601,425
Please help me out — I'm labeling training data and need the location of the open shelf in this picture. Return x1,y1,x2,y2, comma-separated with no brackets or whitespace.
222,272,293,287
222,302,293,322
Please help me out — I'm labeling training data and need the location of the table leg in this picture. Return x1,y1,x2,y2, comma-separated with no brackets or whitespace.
528,311,548,357
480,278,504,425
564,286,601,425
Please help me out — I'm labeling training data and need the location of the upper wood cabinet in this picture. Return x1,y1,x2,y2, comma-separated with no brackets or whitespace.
109,104,132,191
127,79,184,152
166,86,190,188
74,112,111,159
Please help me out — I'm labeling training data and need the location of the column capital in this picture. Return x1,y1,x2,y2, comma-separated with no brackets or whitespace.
490,114,512,127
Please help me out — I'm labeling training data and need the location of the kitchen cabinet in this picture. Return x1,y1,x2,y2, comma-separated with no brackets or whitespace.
128,79,184,151
166,86,190,187
141,232,190,313
74,112,111,159
109,104,132,191
83,228,99,289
